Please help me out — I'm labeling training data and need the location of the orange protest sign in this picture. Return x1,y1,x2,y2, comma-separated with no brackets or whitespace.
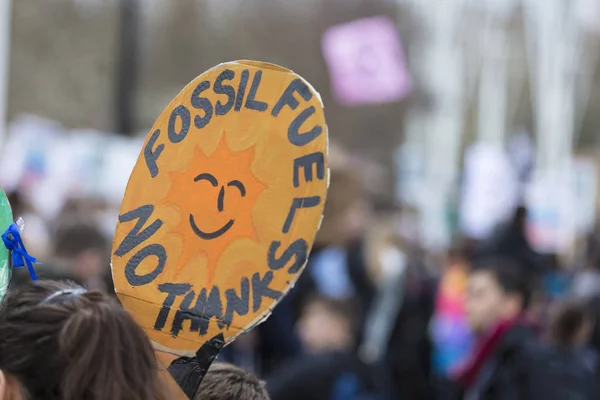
111,61,328,356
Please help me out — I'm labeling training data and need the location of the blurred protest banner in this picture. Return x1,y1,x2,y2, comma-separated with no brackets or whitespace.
460,142,519,239
0,116,69,219
0,115,141,220
526,169,573,254
526,157,598,254
571,157,598,235
322,16,411,106
111,60,329,356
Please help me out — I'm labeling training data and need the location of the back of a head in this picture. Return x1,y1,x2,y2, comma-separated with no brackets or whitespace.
0,280,167,400
548,300,592,349
195,363,270,400
51,223,108,259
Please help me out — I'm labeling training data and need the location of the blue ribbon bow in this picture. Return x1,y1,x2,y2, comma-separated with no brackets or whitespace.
2,222,37,281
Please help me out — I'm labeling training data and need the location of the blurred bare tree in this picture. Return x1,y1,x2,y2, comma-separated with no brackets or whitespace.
8,0,118,131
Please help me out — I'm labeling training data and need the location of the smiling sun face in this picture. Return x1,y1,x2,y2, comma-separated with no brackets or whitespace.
163,134,265,281
188,173,246,240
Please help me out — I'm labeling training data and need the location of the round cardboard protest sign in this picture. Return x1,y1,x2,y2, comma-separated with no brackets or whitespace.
0,189,12,300
112,60,328,355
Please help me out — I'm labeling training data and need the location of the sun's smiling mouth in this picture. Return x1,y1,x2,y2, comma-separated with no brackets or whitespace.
189,214,235,240
186,171,247,240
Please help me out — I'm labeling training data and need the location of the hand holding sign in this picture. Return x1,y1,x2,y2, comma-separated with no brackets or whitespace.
111,60,328,356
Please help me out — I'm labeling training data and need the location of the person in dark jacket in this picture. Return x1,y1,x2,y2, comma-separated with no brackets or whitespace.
452,256,561,400
546,300,599,399
267,296,382,400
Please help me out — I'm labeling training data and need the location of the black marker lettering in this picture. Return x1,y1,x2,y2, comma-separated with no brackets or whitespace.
186,288,208,335
144,129,164,178
271,79,313,117
293,152,325,187
171,290,198,337
214,69,235,116
223,277,250,327
191,80,213,129
154,283,191,331
267,239,308,274
188,288,208,334
282,196,321,234
168,105,191,144
170,286,225,336
245,70,268,112
114,205,163,257
251,271,282,312
124,244,167,286
288,106,323,146
235,70,249,111
201,286,224,334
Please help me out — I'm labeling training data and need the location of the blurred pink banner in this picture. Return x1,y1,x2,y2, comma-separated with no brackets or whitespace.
322,16,411,106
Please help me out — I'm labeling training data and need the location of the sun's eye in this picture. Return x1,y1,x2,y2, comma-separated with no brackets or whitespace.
194,173,218,186
227,180,246,197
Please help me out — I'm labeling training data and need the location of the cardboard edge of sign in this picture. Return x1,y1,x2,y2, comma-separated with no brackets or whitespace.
114,60,330,358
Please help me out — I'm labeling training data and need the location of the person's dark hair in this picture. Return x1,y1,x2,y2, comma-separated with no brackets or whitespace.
587,296,600,352
471,256,534,310
447,237,476,263
6,190,26,220
194,362,270,400
502,205,528,235
0,280,167,400
51,222,108,258
585,233,600,270
548,300,592,348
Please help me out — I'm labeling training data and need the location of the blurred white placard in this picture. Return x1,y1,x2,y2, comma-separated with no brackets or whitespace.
526,158,597,253
460,142,519,239
98,135,144,205
526,169,574,253
0,115,68,219
508,131,534,186
571,157,597,235
394,143,425,206
0,114,145,219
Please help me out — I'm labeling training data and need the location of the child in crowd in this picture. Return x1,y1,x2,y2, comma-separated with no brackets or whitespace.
267,296,382,400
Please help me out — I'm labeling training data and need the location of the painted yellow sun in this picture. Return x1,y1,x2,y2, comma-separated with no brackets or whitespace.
162,133,266,283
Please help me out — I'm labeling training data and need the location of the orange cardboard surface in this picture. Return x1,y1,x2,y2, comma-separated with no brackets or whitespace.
112,60,328,356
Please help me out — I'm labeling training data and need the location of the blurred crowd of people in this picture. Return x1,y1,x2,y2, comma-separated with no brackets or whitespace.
2,143,600,400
